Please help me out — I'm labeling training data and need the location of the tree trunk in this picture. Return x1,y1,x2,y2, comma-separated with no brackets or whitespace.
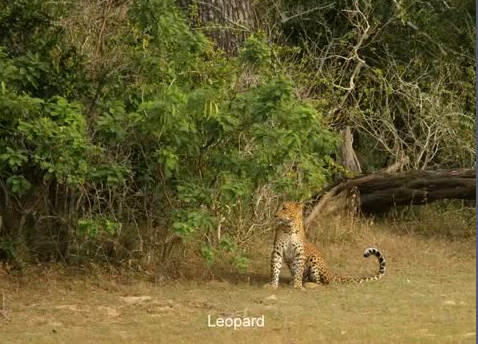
305,168,476,222
177,0,254,54
340,126,362,173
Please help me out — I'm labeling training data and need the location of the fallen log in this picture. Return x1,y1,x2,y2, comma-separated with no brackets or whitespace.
305,169,476,223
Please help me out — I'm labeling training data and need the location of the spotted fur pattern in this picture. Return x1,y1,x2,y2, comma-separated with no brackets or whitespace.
266,201,386,290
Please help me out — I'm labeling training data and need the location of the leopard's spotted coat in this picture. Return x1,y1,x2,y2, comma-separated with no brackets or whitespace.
267,201,386,290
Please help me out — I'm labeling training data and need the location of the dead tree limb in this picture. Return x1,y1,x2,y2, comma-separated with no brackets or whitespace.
306,169,475,223
0,292,9,322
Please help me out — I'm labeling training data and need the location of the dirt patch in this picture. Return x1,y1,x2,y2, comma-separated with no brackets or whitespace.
119,296,152,304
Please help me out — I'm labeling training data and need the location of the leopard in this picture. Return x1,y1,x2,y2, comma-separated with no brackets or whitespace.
265,201,386,290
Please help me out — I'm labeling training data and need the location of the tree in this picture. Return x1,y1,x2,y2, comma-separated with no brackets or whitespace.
177,0,255,54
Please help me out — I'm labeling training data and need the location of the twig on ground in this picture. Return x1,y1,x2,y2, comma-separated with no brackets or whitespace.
0,292,10,321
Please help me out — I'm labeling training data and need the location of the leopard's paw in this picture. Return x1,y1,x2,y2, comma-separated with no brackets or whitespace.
293,284,306,291
263,283,278,290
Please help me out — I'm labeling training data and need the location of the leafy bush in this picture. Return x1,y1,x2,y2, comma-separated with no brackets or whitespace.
0,0,337,268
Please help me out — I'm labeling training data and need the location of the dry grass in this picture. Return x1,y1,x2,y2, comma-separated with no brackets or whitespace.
0,208,475,343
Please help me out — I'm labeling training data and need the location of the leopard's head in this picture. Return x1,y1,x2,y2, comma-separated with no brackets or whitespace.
275,201,304,226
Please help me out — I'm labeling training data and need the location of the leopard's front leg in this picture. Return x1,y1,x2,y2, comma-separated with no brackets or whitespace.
266,246,283,290
290,246,306,290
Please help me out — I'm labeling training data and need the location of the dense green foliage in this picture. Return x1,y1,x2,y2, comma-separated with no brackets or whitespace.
0,0,474,267
0,0,338,265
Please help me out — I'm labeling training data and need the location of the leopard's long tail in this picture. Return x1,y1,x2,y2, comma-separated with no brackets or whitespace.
332,248,386,283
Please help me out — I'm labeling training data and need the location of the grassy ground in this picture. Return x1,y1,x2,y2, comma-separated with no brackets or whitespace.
0,214,475,343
